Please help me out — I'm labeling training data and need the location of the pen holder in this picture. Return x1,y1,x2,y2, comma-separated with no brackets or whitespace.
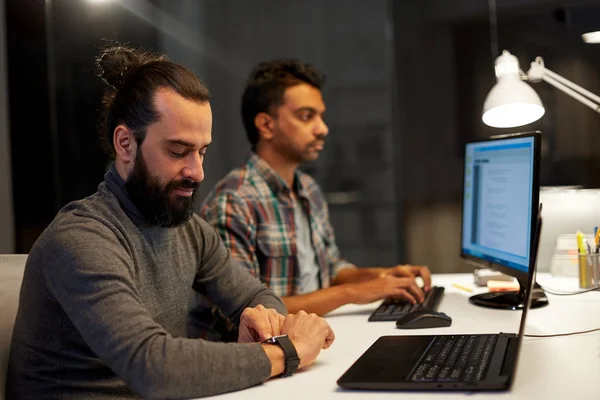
578,253,600,289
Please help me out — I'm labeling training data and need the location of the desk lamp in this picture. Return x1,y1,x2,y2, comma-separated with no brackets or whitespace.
482,50,600,128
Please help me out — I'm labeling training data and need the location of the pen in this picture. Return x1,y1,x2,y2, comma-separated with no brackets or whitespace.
585,238,591,255
451,283,473,293
577,231,588,288
576,231,586,254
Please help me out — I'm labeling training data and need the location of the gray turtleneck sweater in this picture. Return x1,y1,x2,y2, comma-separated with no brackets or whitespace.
6,166,286,400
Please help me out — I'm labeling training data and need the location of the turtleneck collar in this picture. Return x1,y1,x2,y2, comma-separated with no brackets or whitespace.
103,163,154,227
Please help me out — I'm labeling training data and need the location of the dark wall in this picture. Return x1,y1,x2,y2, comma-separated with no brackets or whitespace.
6,0,56,252
6,0,400,266
6,0,158,252
455,6,600,188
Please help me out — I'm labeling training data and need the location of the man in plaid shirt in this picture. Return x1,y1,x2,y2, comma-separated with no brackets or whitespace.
201,59,431,316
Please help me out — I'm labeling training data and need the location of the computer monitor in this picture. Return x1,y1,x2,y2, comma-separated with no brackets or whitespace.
460,131,547,310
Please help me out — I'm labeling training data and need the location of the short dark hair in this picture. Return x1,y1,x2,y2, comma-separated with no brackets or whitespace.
241,59,325,148
96,45,211,157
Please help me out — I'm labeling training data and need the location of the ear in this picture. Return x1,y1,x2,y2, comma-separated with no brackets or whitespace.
254,112,275,142
113,125,138,165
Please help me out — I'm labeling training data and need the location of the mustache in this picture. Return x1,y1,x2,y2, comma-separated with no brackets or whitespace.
171,179,200,191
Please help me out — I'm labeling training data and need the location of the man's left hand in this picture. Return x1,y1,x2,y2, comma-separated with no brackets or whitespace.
380,265,432,292
238,304,285,343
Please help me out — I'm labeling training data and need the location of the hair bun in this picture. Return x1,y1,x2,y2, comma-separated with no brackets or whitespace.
96,45,164,90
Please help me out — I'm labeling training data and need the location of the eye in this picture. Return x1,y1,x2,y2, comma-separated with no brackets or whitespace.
169,150,188,158
299,111,314,121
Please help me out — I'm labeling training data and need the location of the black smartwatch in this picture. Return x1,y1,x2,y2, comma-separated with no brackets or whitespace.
262,334,300,377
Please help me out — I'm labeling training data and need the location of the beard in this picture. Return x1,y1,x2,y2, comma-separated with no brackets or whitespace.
126,152,199,227
273,125,325,163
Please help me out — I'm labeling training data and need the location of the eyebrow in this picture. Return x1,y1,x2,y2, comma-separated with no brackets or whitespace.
294,107,325,114
163,139,209,149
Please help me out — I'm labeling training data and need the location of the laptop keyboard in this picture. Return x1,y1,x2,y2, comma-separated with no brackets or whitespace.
368,286,445,321
410,335,498,382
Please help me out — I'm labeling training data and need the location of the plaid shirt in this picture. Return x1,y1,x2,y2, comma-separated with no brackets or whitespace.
200,153,354,297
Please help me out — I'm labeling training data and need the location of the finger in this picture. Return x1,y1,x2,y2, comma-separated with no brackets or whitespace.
386,265,407,278
278,313,286,332
416,266,432,291
389,265,415,278
245,309,273,342
393,288,417,304
396,265,415,278
267,310,283,337
402,279,425,303
322,323,336,349
281,314,294,334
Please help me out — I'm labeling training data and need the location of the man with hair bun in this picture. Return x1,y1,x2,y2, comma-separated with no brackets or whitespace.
6,45,334,400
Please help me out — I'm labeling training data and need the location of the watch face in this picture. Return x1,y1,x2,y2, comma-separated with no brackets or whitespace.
263,334,286,344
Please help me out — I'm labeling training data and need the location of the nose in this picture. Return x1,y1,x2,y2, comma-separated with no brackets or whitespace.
181,154,205,182
317,115,329,137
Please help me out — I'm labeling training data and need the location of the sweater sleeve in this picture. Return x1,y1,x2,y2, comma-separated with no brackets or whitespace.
44,215,274,400
192,218,287,321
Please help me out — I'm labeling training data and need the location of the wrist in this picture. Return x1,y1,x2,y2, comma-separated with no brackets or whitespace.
261,335,300,377
343,283,359,303
261,343,285,377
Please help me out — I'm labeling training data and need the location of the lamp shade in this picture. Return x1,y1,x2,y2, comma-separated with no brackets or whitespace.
582,31,600,43
482,51,545,128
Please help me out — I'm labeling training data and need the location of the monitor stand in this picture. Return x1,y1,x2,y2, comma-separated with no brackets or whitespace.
469,281,549,310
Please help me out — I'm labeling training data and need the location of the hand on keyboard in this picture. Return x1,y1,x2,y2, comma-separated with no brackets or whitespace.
347,275,426,305
378,265,432,292
369,286,446,322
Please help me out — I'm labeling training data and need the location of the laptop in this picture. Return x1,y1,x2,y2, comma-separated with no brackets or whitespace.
337,210,542,391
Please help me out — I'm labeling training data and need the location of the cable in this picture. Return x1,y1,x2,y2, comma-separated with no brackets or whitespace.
524,327,600,338
488,0,499,60
539,286,600,296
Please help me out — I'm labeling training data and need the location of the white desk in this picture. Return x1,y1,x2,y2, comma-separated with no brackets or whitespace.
205,274,600,400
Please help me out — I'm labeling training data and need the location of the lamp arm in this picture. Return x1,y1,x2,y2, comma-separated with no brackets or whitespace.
543,67,600,106
527,57,600,113
542,74,600,113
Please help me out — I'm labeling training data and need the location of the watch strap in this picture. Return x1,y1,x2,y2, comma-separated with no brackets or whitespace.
264,335,300,377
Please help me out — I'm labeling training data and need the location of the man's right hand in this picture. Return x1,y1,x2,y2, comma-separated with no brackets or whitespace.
281,311,335,369
347,275,425,305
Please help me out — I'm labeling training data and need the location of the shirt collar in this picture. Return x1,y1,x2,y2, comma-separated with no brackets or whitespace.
246,153,310,199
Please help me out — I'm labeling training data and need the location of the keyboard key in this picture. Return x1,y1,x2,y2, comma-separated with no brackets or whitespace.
437,366,451,380
450,367,463,380
425,365,441,379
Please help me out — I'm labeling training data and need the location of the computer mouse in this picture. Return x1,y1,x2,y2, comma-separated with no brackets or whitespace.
395,310,452,329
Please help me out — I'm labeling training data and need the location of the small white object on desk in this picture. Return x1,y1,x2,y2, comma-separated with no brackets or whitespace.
473,268,515,286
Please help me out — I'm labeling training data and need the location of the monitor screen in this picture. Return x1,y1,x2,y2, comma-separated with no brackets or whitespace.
461,134,539,273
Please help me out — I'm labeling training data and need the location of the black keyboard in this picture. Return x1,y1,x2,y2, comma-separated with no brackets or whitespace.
409,334,497,382
368,286,445,322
